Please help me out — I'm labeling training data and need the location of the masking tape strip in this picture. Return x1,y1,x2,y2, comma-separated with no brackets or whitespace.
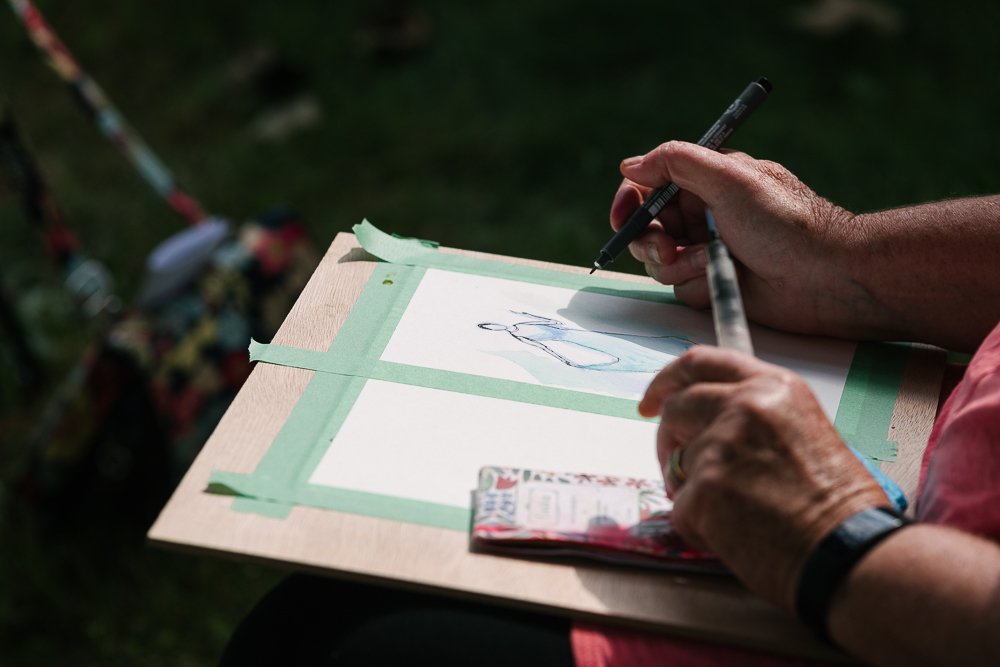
834,341,910,462
248,341,644,422
353,219,681,304
210,469,471,531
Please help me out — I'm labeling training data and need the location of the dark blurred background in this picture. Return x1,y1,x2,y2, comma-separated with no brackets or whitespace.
1,1,997,664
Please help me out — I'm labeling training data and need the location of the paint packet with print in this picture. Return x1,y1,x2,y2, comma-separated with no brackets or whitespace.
471,466,726,574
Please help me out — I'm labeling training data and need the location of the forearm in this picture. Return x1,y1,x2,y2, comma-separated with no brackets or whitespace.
827,523,1000,667
846,196,1000,351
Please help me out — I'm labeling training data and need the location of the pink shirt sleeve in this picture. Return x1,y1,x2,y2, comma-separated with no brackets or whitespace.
915,322,1000,538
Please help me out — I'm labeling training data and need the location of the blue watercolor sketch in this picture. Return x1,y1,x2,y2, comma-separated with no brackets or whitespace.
477,312,693,374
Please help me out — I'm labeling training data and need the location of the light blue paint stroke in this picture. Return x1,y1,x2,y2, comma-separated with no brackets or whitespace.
478,311,692,373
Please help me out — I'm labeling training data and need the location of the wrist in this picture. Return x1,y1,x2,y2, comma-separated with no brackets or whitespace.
813,210,902,340
841,212,896,333
795,506,912,640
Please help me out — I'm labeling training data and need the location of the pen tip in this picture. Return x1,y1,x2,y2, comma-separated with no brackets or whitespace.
589,266,597,275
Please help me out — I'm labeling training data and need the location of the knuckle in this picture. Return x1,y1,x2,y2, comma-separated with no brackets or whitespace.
684,344,713,364
755,159,816,200
693,462,727,492
659,140,686,158
722,371,814,441
645,142,680,181
730,384,783,426
769,370,809,405
755,159,789,181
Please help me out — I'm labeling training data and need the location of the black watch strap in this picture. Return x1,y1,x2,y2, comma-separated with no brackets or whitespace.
796,506,912,639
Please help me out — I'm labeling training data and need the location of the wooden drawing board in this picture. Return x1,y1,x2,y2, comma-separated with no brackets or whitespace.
148,232,945,662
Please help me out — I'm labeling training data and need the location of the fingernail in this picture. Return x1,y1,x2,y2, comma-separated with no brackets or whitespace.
621,155,643,168
691,247,707,269
647,243,661,264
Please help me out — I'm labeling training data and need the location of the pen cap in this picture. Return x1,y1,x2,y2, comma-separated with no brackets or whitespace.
697,77,772,151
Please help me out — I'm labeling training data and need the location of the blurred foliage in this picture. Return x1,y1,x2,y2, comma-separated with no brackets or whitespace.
1,0,999,664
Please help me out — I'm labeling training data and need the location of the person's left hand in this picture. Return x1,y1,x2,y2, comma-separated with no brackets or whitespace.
639,346,889,611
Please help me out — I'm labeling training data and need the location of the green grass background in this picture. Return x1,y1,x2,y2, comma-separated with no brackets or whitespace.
1,1,998,664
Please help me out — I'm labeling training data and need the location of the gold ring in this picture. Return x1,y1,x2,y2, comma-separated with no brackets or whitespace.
669,447,688,484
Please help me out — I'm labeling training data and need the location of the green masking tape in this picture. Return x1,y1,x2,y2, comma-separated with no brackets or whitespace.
834,341,910,461
248,340,645,421
353,219,681,304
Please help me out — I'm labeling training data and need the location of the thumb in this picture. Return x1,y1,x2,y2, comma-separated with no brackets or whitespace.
621,141,754,207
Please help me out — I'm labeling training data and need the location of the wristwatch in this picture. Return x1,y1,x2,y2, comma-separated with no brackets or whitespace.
796,506,912,639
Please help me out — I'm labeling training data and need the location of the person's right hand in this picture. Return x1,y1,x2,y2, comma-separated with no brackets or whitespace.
611,141,884,339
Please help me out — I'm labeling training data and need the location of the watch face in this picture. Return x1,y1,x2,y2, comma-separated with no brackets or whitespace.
834,507,908,552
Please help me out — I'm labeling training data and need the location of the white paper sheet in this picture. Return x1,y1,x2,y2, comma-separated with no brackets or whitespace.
309,380,660,509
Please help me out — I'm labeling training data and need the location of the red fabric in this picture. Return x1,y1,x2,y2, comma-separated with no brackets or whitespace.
572,321,1000,666
571,624,837,667
918,362,968,493
915,323,1000,537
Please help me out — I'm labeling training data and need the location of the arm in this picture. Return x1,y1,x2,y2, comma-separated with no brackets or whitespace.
613,142,1000,351
828,524,1000,667
640,347,1000,666
849,198,1000,351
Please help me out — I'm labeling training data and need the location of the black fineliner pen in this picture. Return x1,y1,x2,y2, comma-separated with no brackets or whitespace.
589,77,772,273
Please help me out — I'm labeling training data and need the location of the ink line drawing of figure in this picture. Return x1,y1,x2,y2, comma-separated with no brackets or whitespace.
477,312,693,373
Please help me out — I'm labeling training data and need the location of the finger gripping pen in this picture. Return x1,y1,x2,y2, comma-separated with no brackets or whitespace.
590,77,772,273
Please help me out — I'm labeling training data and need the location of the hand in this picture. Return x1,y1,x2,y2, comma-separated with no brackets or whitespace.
611,141,881,339
638,346,889,611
